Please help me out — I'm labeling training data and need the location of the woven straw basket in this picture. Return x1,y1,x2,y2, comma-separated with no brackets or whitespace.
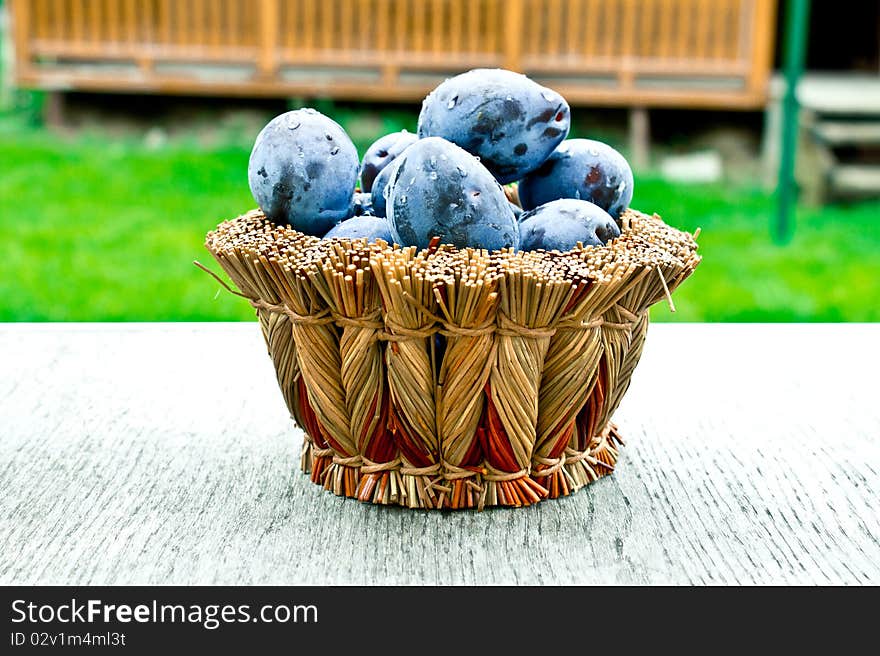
203,207,700,510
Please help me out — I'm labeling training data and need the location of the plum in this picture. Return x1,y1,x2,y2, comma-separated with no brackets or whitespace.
247,108,359,235
519,199,620,252
417,68,570,184
518,139,634,219
369,159,400,218
352,191,374,216
508,201,524,221
360,130,418,193
386,137,518,250
323,215,394,243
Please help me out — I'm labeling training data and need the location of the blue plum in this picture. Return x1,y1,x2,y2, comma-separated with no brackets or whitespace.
323,215,394,243
247,108,359,235
519,199,620,252
417,68,570,184
352,192,374,216
360,130,418,193
508,200,524,221
369,159,400,218
386,137,518,250
517,139,634,219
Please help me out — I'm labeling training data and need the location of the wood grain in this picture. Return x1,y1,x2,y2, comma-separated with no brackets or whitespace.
0,323,877,585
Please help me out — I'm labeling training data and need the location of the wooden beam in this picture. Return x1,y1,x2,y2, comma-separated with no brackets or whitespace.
14,68,771,110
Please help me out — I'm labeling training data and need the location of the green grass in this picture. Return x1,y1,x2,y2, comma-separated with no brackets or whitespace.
1,110,879,322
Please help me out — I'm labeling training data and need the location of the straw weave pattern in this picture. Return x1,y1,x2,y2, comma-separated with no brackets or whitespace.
205,208,700,509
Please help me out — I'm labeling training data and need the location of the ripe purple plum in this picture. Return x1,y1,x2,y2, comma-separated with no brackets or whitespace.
248,109,359,235
519,199,620,252
518,139,633,219
323,215,394,243
386,137,518,250
418,69,570,184
359,130,418,193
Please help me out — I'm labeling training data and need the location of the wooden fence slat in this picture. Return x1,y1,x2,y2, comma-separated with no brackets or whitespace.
143,0,152,44
747,0,777,94
319,0,331,52
658,0,674,58
87,0,99,44
676,0,692,59
160,0,170,45
504,0,524,70
228,0,240,48
431,0,443,59
638,0,655,59
207,0,220,50
71,0,83,44
621,0,635,57
340,0,353,53
303,0,315,56
355,0,367,51
565,0,580,57
582,0,598,59
412,0,425,53
449,0,461,55
696,0,712,61
32,0,47,40
712,0,727,60
392,0,406,54
547,0,562,58
605,0,619,58
465,0,478,54
259,0,279,75
174,0,186,50
486,0,499,56
375,0,389,53
10,0,31,76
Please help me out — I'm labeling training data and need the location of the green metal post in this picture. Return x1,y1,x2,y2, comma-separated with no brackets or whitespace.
776,0,811,243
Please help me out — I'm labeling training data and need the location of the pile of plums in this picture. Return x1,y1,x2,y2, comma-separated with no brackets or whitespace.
247,68,633,252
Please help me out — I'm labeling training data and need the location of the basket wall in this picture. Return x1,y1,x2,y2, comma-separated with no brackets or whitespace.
205,209,700,510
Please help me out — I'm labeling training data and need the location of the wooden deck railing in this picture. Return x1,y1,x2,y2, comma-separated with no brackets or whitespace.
10,0,777,109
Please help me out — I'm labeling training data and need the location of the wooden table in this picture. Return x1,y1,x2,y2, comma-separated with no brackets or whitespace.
1,323,877,585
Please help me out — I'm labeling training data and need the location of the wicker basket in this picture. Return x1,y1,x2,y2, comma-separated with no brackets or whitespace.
203,208,700,510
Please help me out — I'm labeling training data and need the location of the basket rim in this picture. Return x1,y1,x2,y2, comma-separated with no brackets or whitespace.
206,207,701,283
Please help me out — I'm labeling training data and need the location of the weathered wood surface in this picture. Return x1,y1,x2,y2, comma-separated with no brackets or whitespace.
1,323,877,585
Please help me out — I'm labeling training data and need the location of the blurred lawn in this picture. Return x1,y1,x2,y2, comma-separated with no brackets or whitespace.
1,109,879,322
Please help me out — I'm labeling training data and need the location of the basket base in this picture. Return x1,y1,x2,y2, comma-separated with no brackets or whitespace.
296,422,624,511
